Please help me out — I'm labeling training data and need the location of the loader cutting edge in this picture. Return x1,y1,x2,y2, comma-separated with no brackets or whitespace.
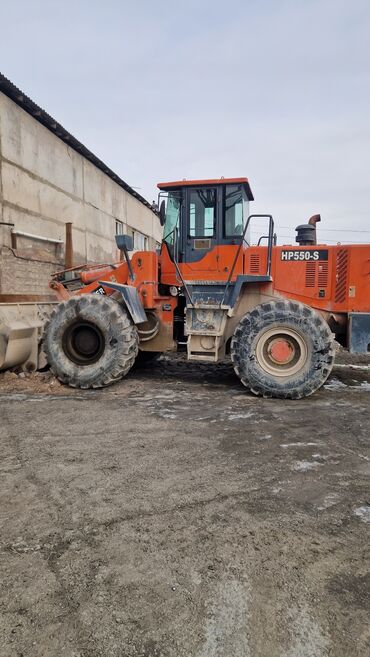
46,176,370,397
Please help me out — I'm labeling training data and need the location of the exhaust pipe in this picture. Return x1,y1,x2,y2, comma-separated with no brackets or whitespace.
296,213,321,246
308,214,321,245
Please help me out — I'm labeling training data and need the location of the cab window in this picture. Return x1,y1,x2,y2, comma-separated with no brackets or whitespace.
189,188,216,237
163,192,181,246
224,184,243,236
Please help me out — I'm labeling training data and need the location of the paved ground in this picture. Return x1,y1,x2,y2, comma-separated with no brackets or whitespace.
0,354,369,657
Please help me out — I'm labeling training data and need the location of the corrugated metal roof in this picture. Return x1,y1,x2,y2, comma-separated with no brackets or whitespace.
0,72,154,211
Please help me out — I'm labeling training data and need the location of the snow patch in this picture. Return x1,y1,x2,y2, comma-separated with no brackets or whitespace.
354,506,370,524
281,442,321,448
335,363,370,371
228,412,254,420
324,378,370,391
293,460,321,472
324,378,347,390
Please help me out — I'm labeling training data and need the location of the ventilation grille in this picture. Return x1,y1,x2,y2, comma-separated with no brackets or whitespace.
305,262,316,287
318,262,329,288
335,249,349,303
249,254,260,273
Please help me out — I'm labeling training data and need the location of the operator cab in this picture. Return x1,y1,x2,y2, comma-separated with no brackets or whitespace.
157,178,254,265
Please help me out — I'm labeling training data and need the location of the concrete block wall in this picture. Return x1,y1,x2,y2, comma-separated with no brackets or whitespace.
0,92,162,295
0,249,57,295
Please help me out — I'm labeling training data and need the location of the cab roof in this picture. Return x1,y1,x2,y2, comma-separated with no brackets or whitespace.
157,177,254,201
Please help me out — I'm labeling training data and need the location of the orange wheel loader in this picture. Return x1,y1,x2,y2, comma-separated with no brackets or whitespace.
44,178,370,398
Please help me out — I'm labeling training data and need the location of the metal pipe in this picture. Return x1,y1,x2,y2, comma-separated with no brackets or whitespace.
266,215,274,276
11,229,64,244
308,214,321,245
65,222,73,269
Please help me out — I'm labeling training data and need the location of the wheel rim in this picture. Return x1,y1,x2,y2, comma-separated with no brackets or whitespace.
63,321,105,365
254,326,308,378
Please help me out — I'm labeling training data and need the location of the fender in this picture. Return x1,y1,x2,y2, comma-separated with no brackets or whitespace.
98,281,147,324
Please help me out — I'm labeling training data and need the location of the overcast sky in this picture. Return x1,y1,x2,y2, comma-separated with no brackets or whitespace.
1,0,369,244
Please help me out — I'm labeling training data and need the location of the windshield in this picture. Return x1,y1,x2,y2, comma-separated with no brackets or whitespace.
163,192,181,246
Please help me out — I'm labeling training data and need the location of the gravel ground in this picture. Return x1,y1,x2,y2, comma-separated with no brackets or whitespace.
0,353,369,657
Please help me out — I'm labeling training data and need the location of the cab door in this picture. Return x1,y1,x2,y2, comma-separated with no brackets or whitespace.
180,186,220,278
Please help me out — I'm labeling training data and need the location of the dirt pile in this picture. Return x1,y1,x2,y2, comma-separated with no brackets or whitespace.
0,369,67,395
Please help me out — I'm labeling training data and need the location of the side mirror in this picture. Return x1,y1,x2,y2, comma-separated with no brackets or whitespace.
115,234,133,251
159,200,166,227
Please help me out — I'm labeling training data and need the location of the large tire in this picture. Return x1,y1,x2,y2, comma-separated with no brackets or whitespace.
43,294,138,388
231,299,335,399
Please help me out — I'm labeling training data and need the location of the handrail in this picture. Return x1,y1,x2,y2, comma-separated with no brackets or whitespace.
171,227,194,305
266,215,274,276
257,233,278,247
221,214,274,306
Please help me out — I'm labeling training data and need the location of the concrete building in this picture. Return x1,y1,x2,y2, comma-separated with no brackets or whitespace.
0,73,162,298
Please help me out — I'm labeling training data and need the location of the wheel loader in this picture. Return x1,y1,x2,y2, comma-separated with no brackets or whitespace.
44,178,370,399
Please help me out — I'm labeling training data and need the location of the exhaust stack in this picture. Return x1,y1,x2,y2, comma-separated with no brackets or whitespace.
296,214,321,245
